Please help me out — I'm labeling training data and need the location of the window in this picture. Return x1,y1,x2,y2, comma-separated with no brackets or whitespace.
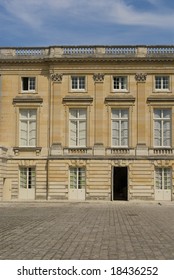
22,77,36,92
112,109,129,147
69,109,86,147
19,109,37,147
71,76,85,90
155,76,170,90
155,168,171,190
70,167,86,190
113,76,127,91
20,167,36,189
154,109,171,147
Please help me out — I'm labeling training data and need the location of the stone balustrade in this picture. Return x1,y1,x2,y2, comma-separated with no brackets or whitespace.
1,45,174,58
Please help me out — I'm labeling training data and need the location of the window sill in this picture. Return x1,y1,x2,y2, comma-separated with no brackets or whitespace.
13,147,42,156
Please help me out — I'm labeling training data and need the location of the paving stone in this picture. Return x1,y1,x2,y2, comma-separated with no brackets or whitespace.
0,201,174,259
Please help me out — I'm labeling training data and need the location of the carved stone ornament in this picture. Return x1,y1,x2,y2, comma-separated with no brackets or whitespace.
93,73,104,82
51,73,63,82
135,73,147,82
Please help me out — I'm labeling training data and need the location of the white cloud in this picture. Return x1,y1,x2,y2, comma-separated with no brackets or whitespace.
109,0,174,28
1,0,174,29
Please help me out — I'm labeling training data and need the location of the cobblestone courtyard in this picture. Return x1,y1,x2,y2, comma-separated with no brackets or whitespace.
0,201,174,260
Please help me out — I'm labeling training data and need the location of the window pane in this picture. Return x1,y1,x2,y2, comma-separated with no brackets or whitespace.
79,77,85,89
20,168,27,189
112,109,119,118
20,120,28,146
163,77,169,89
154,109,161,118
155,77,161,89
70,121,77,146
72,77,78,89
121,121,128,146
79,109,86,119
164,169,171,190
29,78,35,90
70,109,78,119
163,120,171,146
163,109,170,119
29,121,36,146
79,121,86,146
78,168,85,189
154,120,162,146
112,121,119,146
155,168,162,190
20,109,28,119
70,168,77,189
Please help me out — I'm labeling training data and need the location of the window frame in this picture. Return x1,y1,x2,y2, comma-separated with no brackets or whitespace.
111,108,129,147
70,76,86,92
153,108,172,148
112,76,128,92
154,75,170,92
19,109,37,147
155,167,172,190
20,167,36,190
69,167,86,190
21,76,36,93
69,108,87,147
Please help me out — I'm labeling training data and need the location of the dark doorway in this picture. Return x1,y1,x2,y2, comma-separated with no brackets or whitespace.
113,167,128,200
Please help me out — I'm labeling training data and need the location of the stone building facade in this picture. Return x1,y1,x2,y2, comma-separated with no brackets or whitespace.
0,45,174,201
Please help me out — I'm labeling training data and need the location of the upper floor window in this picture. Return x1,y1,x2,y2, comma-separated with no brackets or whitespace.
22,77,36,92
154,109,171,147
71,76,85,91
111,109,129,147
69,109,86,147
113,76,127,91
155,76,170,91
19,109,37,147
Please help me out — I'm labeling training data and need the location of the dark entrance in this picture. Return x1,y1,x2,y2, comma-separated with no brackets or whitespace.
113,167,128,200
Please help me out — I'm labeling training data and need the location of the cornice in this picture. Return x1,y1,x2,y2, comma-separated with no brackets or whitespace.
147,95,174,103
1,56,174,65
62,95,93,103
105,95,135,103
13,96,43,104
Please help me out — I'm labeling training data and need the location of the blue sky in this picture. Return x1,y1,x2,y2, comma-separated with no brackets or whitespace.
1,0,174,46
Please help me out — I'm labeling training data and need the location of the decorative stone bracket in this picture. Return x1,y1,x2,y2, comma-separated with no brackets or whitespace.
51,73,63,83
135,73,147,82
93,73,104,82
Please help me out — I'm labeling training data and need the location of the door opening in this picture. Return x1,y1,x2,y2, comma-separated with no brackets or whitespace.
113,167,128,200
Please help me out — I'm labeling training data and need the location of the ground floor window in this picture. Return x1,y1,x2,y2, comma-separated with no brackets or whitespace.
70,167,86,189
155,168,171,190
69,167,86,200
155,167,172,201
20,167,36,189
